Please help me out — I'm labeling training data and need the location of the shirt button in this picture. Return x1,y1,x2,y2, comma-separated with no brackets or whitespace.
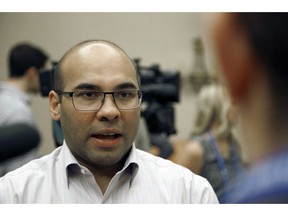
81,169,86,175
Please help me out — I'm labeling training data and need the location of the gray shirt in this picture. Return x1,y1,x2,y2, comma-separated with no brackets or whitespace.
0,82,33,125
0,82,39,176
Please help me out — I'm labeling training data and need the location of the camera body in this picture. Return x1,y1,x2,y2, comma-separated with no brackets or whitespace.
135,59,180,104
39,61,57,97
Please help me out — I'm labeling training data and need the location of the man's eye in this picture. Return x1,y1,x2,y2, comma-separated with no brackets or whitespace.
78,91,101,98
117,90,135,98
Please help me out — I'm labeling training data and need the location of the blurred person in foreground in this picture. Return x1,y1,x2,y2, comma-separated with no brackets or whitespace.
0,39,218,203
0,43,48,177
175,82,243,200
210,13,288,203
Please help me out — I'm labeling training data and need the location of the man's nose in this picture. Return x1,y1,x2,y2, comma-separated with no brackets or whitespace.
96,94,120,121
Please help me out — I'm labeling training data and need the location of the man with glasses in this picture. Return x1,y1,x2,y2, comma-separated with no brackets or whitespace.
0,40,218,203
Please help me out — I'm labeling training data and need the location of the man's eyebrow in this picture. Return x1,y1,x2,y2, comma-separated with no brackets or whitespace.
74,83,100,90
115,82,138,90
73,82,138,91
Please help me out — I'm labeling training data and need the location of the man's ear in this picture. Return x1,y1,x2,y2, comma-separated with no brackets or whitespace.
49,90,60,120
212,13,258,103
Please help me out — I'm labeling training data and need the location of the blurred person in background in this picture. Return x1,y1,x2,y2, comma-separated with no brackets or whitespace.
175,82,243,200
0,42,48,177
210,13,288,203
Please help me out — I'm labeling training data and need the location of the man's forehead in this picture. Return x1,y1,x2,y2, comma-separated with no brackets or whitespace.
60,40,138,80
78,43,115,54
64,42,126,64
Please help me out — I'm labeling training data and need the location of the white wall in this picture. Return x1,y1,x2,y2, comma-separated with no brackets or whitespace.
0,13,216,156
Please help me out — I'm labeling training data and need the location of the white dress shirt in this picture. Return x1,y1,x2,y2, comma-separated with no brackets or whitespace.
0,141,218,203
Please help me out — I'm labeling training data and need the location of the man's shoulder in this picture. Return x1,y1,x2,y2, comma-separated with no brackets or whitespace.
135,149,201,177
135,149,177,167
134,149,218,203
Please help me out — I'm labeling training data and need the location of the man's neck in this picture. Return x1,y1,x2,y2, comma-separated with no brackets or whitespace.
7,78,28,93
78,153,128,195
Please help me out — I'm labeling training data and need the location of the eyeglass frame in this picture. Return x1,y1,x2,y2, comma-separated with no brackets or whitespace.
57,89,143,111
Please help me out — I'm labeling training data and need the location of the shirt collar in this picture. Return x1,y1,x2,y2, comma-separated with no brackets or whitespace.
122,144,139,186
60,141,80,187
62,141,79,168
61,141,139,187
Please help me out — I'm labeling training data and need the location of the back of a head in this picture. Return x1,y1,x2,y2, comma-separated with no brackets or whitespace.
9,43,48,78
236,13,288,110
192,83,231,138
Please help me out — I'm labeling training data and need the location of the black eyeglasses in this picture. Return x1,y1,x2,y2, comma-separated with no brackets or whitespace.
57,89,142,111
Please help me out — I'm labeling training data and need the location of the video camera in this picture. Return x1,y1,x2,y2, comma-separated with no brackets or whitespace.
134,58,180,135
134,59,180,158
134,58,179,104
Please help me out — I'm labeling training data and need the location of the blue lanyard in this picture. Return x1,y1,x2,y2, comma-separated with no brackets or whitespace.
208,132,241,188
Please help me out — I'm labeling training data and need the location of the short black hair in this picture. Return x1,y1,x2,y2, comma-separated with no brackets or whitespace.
236,13,288,125
237,13,288,99
8,43,48,78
